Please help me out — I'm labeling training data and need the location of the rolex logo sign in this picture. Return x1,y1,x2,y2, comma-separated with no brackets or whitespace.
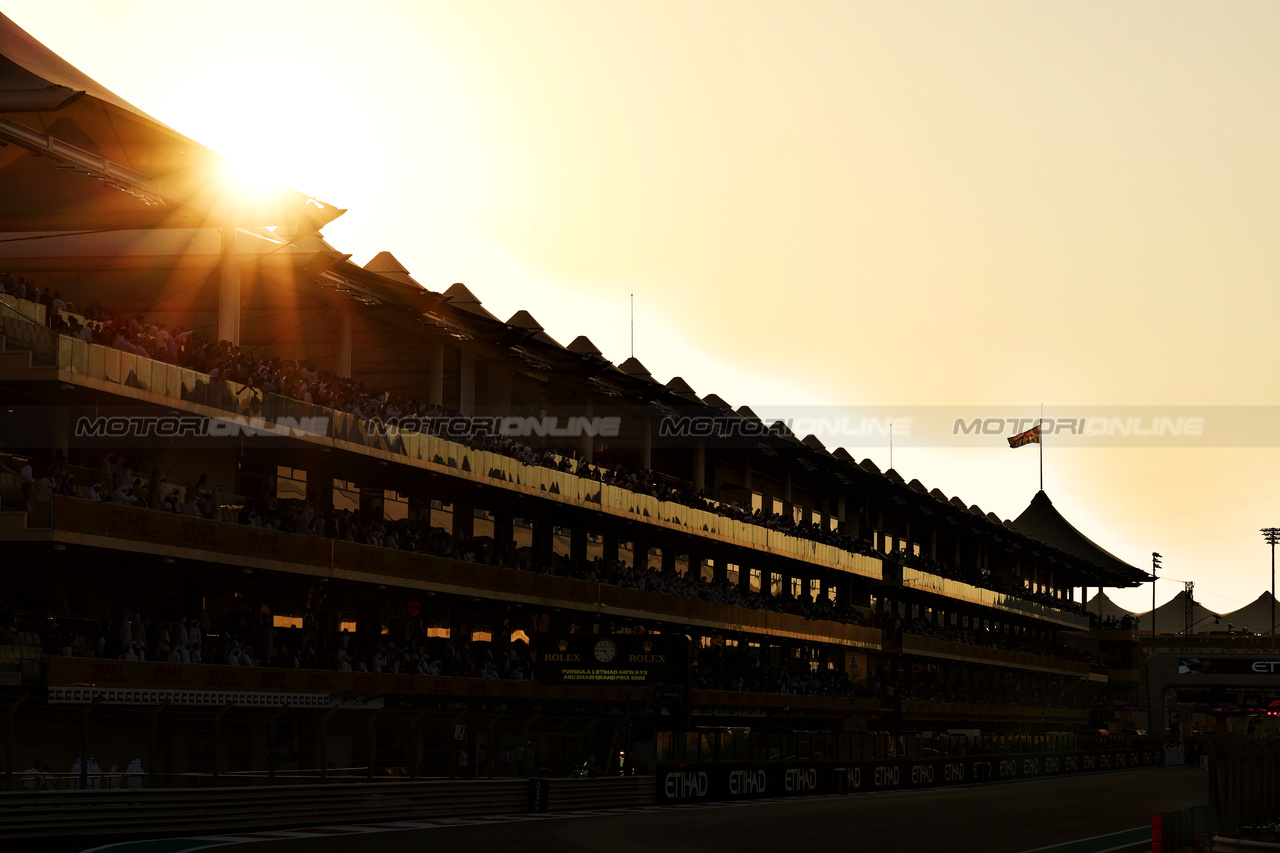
533,633,690,686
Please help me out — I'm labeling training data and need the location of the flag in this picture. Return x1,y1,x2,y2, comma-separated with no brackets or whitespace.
1007,424,1040,448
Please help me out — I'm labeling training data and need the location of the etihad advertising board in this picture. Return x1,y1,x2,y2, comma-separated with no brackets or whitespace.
534,634,691,686
655,749,1163,803
1178,657,1280,675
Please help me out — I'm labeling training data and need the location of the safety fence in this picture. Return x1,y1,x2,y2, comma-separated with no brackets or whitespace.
658,728,1158,764
1200,735,1280,838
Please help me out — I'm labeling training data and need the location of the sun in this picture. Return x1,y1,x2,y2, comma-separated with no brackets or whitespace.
217,152,289,205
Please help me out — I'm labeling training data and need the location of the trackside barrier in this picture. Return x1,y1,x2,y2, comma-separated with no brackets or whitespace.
545,776,655,811
1211,837,1280,852
655,747,1164,804
0,778,529,840
0,776,657,840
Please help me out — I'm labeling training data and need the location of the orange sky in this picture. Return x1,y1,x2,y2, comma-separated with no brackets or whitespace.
9,1,1280,617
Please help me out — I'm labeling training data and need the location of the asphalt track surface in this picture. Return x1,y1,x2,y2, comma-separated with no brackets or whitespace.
229,766,1207,853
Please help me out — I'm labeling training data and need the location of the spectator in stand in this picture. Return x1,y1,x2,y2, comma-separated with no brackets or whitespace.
21,760,43,791
112,481,137,506
18,458,33,505
125,758,143,789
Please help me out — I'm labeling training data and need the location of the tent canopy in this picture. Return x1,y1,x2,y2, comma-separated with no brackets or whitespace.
1216,592,1280,635
1135,591,1220,635
1085,591,1135,621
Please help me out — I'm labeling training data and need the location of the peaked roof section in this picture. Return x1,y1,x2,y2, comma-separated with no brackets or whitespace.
442,282,498,321
615,356,650,380
1013,491,1148,587
362,252,423,289
1217,592,1280,635
701,394,733,411
566,335,603,358
665,377,703,405
1085,591,1135,620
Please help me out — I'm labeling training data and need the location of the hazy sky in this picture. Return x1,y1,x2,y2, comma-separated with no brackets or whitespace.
8,1,1280,615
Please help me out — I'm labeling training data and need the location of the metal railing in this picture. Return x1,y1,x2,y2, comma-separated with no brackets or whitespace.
656,729,1159,764
0,297,884,579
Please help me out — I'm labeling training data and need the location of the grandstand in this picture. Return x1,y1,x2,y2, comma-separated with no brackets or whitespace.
0,13,1160,792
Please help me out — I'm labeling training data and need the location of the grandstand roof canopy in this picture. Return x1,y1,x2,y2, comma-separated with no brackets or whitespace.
0,13,342,233
1013,490,1149,587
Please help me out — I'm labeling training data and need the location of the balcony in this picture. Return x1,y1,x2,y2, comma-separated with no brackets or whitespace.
899,568,1088,629
45,657,649,705
898,633,1097,678
32,497,881,649
0,301,880,581
898,700,1088,723
689,689,885,713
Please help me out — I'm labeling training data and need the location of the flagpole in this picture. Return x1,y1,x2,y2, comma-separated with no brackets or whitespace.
1039,404,1044,491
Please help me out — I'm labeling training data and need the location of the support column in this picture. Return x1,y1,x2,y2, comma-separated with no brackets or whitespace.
319,708,338,780
310,452,335,516
430,341,444,407
409,710,427,780
570,526,587,568
149,701,169,789
213,702,231,783
80,698,101,789
460,350,476,416
336,305,353,379
268,705,285,784
640,419,652,470
579,399,595,463
692,440,705,494
532,519,553,564
366,707,386,780
5,693,27,791
602,535,619,566
452,503,475,544
218,226,241,346
632,537,649,571
494,514,515,555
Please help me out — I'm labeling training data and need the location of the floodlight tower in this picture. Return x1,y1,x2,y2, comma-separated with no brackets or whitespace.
1262,529,1280,638
1151,552,1161,639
